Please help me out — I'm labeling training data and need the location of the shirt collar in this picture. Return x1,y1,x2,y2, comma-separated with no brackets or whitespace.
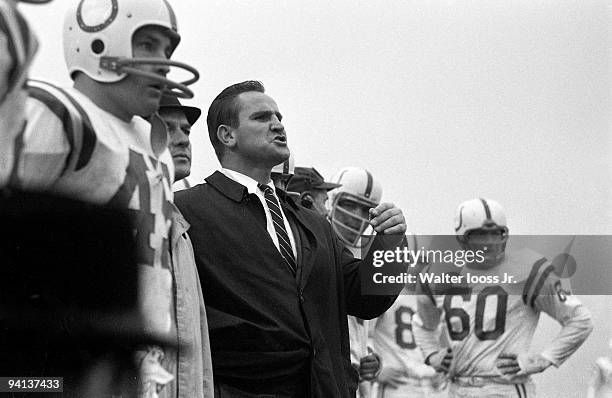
219,168,275,195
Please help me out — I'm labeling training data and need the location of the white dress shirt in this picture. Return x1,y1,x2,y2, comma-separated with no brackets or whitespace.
220,168,297,258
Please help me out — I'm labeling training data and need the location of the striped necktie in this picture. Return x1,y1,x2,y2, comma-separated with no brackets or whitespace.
258,184,297,276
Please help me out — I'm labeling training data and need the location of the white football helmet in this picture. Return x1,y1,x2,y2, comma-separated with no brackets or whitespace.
328,167,382,248
271,152,295,191
63,0,199,98
454,198,508,266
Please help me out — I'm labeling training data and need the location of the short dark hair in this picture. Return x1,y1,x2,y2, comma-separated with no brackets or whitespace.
207,80,265,160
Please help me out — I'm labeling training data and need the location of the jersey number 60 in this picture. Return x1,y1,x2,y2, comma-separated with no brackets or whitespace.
443,286,508,341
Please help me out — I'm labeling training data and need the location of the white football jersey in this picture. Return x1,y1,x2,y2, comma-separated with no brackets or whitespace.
416,248,585,382
373,289,446,397
591,356,612,398
14,80,175,338
0,0,38,186
349,315,369,366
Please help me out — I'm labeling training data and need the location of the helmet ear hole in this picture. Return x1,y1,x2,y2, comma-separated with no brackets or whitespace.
91,39,105,55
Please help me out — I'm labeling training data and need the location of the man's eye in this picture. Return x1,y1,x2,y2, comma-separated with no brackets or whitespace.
137,42,153,51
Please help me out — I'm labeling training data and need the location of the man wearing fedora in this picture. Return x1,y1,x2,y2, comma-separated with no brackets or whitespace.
158,94,214,398
286,167,341,217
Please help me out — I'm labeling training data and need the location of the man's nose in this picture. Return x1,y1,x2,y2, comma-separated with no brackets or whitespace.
155,62,170,77
153,49,171,76
270,118,284,132
173,129,190,146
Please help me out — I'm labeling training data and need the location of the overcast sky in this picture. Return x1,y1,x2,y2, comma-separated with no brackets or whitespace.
21,0,611,235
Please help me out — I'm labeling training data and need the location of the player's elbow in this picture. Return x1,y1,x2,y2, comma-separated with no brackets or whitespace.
571,305,594,339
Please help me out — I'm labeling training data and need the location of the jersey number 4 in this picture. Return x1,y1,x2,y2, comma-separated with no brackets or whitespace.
443,286,508,341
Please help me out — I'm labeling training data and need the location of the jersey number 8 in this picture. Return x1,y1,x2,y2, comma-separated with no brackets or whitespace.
394,306,417,349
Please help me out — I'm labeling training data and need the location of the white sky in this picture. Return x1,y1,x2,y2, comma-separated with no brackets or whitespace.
21,0,611,235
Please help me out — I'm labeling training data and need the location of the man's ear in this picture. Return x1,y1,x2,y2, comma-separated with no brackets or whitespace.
217,125,236,148
300,192,314,209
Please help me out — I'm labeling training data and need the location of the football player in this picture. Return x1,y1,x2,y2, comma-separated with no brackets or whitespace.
328,167,384,398
0,0,50,186
9,0,199,396
328,167,383,250
414,198,593,397
371,234,448,398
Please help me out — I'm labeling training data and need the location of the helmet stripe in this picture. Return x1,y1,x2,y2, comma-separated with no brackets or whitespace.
455,205,464,232
336,169,348,185
479,198,492,220
364,169,373,198
76,0,119,33
162,0,178,31
27,80,97,172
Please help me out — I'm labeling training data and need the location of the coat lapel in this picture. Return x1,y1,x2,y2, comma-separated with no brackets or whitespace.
205,170,249,203
279,191,320,288
169,203,189,249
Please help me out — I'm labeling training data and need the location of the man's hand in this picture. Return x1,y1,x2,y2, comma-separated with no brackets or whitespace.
496,353,552,377
426,348,453,373
369,203,406,235
359,353,381,381
377,366,408,389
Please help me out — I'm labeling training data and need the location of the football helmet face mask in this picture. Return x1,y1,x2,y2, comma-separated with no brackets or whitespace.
454,198,509,267
271,152,295,191
328,167,382,248
64,0,199,98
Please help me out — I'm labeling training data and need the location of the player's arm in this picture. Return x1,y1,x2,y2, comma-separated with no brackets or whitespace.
499,265,593,377
413,284,453,373
413,275,442,357
0,29,13,102
0,3,38,103
12,84,75,189
531,272,593,368
356,319,382,381
1,3,38,167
